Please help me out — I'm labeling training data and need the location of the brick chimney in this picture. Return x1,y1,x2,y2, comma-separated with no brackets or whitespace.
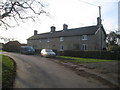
50,26,56,32
63,24,68,30
34,30,38,35
97,17,102,26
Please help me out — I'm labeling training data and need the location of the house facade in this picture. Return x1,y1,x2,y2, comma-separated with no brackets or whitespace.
27,18,107,51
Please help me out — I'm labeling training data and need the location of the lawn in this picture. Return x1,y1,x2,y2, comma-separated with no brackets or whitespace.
57,56,118,63
1,54,16,88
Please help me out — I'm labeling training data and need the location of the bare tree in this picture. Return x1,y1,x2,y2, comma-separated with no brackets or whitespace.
0,36,14,42
0,0,48,29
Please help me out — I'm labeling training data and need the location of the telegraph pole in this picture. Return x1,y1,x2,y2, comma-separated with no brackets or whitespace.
98,6,102,50
98,6,102,59
78,0,103,50
99,6,101,22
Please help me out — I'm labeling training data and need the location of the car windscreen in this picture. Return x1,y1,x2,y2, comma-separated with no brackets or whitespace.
22,47,34,51
46,49,53,52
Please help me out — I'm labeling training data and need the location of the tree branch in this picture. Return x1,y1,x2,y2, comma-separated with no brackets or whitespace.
0,0,47,29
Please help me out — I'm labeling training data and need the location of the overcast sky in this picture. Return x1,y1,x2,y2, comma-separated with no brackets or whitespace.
0,0,119,43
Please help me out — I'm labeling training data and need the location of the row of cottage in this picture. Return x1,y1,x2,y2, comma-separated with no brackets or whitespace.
27,17,107,51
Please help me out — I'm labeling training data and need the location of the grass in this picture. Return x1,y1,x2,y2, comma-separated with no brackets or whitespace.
0,50,5,52
56,56,118,63
0,50,3,52
1,54,16,88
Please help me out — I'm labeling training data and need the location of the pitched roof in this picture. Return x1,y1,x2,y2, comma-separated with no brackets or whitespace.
28,25,100,40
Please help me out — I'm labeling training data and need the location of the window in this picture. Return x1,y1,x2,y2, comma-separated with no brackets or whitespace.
47,38,50,42
82,44,87,51
33,44,37,48
82,35,87,40
59,45,64,51
60,37,64,42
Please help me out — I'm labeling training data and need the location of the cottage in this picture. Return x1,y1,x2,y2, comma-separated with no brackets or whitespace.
27,17,107,51
4,41,21,52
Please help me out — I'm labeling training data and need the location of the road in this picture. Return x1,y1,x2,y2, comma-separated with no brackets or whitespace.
3,52,109,88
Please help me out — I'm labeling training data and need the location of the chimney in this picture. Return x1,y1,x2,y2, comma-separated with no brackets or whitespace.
97,17,102,26
34,30,38,35
63,24,68,30
50,26,56,32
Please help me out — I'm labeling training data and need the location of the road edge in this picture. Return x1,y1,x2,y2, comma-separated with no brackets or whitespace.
50,57,119,88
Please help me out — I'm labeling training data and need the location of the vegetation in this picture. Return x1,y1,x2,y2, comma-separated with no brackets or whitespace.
0,50,5,52
58,50,120,60
106,31,118,45
106,31,120,51
0,0,47,29
107,44,120,51
0,0,48,42
57,56,118,63
1,55,16,88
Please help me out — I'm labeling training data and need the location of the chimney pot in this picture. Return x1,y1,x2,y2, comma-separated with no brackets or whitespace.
34,30,38,35
63,24,68,30
51,26,56,32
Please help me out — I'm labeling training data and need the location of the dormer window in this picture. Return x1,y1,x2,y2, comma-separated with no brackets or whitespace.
60,37,64,42
82,35,87,40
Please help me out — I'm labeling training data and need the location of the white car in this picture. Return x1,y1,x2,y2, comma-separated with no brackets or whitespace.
41,49,56,57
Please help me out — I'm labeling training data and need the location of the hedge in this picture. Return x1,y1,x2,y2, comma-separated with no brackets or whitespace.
57,50,120,60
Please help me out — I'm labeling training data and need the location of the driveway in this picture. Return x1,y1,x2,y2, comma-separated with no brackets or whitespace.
4,52,109,88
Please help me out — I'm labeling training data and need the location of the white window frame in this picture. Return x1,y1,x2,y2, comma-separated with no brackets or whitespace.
59,45,64,51
82,44,87,51
82,35,87,40
60,37,64,42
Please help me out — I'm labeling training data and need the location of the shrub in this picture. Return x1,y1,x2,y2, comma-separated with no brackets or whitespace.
57,50,120,60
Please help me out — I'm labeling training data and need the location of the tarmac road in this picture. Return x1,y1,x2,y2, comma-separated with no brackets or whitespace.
4,52,109,88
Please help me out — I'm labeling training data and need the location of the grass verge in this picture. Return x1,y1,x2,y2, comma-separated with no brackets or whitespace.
0,50,5,52
1,54,16,88
56,56,118,63
0,50,3,52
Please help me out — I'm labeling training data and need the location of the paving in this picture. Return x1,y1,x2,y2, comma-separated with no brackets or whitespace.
3,53,110,88
1,52,119,88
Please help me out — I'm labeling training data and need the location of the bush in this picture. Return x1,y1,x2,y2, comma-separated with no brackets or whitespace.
108,45,120,51
57,50,120,60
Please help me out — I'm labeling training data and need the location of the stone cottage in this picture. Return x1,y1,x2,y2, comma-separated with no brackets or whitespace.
27,17,107,51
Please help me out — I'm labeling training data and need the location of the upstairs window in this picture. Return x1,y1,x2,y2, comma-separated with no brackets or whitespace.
60,37,64,42
82,35,87,40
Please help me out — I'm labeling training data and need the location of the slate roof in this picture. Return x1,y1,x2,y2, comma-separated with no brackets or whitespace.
28,25,102,40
